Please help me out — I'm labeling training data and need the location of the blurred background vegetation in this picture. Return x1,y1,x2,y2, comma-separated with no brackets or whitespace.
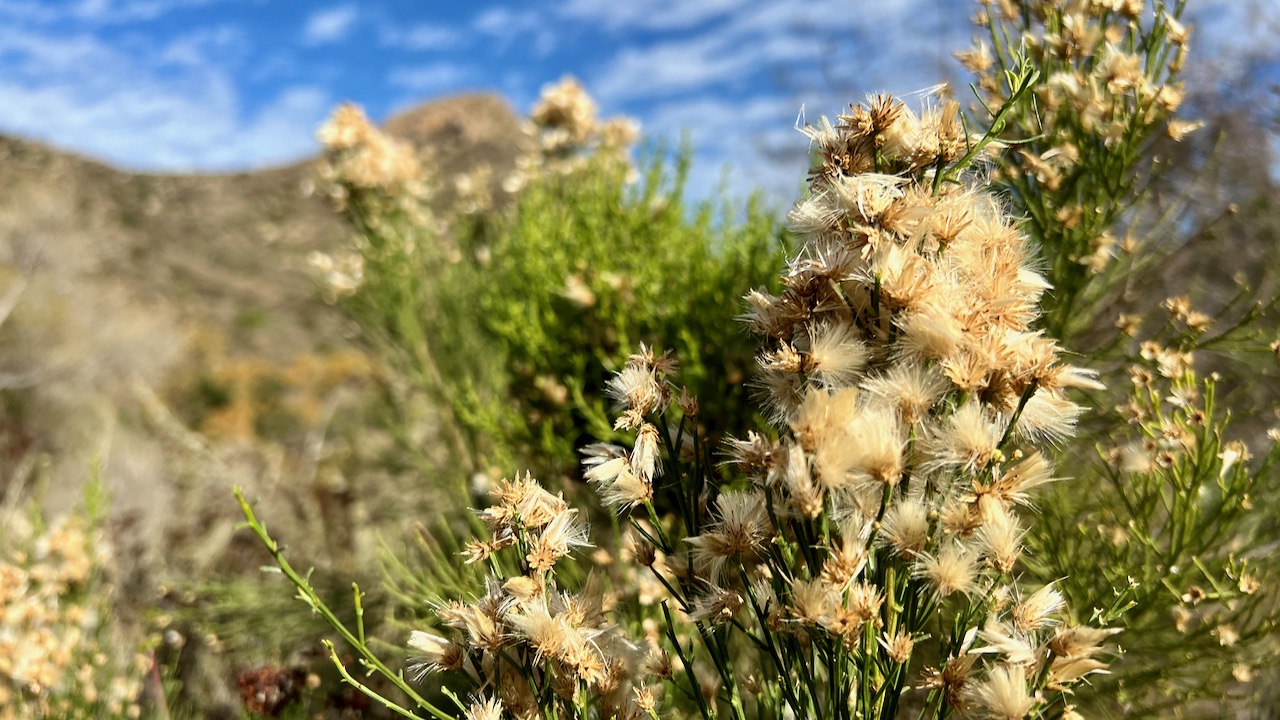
2,1,1280,718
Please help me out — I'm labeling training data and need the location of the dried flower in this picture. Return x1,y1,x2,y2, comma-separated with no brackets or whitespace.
582,445,652,510
879,629,915,664
464,696,504,720
879,498,930,557
686,491,770,580
526,510,591,573
917,542,979,598
1012,584,1065,633
971,664,1035,720
407,631,463,676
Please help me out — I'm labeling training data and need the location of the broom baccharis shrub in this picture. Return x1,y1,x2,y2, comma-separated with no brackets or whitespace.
1024,295,1280,717
451,141,785,481
1029,359,1279,716
243,84,1125,720
316,78,787,485
961,0,1196,341
956,5,1280,714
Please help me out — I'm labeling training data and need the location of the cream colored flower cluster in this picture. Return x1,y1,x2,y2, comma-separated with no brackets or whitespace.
316,103,430,205
313,102,435,297
665,94,1108,714
408,94,1120,719
412,474,666,720
962,0,1198,274
516,76,640,184
0,515,145,719
749,95,1100,429
530,76,600,155
306,249,365,301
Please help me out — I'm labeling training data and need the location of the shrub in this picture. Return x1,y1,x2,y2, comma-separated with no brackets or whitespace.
960,4,1280,714
258,5,1280,719
315,81,786,490
243,86,1122,720
0,481,148,719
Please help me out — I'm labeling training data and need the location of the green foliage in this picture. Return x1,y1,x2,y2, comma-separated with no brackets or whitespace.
435,146,786,481
234,488,459,720
1029,370,1279,716
968,0,1191,341
329,129,787,489
961,4,1280,715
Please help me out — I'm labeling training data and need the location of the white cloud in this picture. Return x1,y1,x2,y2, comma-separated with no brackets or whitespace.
472,7,556,57
0,0,61,23
302,5,359,45
379,22,458,51
158,24,247,66
387,63,470,94
589,30,812,102
0,0,228,24
472,7,536,36
638,94,808,206
0,26,328,171
557,0,749,31
583,0,954,104
72,0,216,23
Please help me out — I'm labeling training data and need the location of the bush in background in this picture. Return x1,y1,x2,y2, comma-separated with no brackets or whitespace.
0,480,148,719
317,80,787,490
961,2,1280,715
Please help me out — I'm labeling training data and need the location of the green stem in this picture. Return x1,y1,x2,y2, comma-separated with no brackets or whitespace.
324,640,429,720
235,488,454,720
662,601,715,720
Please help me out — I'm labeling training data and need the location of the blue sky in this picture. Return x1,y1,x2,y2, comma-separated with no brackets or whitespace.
1,0,1275,204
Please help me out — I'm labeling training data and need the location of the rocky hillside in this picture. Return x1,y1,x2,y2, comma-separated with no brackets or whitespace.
0,92,536,713
0,92,528,363
0,91,529,587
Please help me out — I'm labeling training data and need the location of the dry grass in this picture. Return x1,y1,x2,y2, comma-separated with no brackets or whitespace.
0,93,528,715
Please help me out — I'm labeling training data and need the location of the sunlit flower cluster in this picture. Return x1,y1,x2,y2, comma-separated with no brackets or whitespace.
510,76,641,187
313,102,436,299
317,103,429,200
306,249,366,301
410,472,668,720
749,94,1100,428
408,94,1120,719
0,514,145,719
720,94,1112,714
961,0,1197,279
